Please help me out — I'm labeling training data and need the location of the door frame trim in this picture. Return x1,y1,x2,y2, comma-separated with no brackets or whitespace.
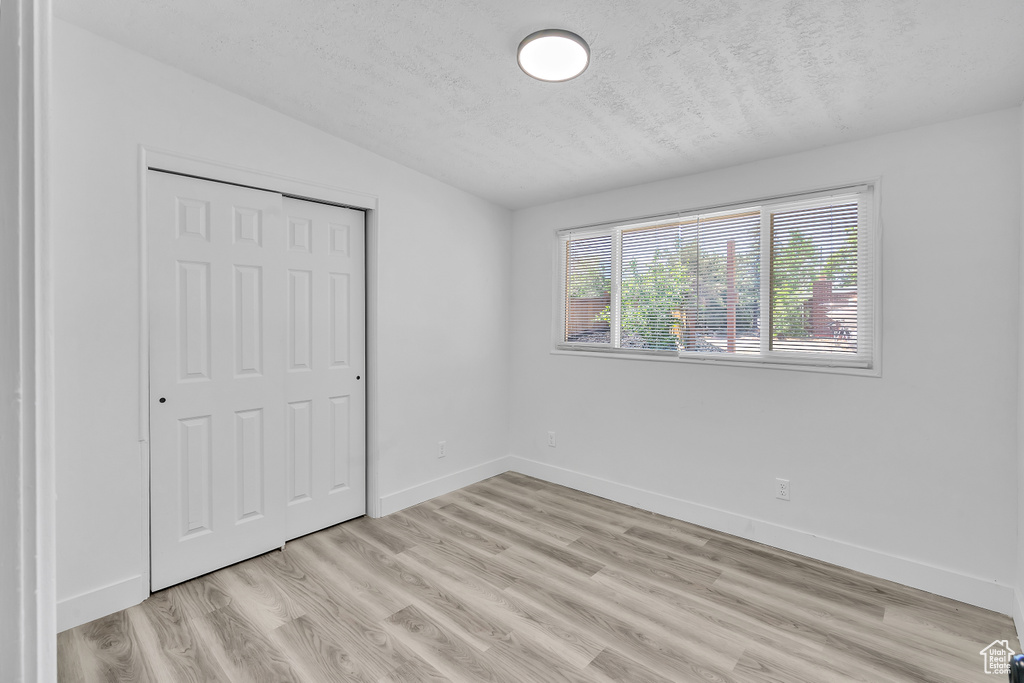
137,147,382,599
5,0,57,678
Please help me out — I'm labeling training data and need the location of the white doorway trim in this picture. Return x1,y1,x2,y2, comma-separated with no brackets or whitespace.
136,147,382,601
2,0,56,680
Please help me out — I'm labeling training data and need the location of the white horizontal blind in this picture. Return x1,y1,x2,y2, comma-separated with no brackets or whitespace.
769,195,863,358
564,233,612,345
616,210,760,354
619,219,692,350
557,185,876,371
694,210,760,355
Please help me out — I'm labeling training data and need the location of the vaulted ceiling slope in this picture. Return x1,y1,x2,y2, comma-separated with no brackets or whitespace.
56,1,1024,209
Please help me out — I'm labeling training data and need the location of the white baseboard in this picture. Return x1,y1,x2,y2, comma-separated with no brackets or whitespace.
1013,588,1024,643
509,456,1015,615
378,456,513,517
57,574,145,632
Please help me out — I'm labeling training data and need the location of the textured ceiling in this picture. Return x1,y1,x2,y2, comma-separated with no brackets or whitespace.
56,1,1024,209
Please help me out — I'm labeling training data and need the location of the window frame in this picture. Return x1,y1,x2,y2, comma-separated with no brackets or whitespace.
551,181,882,376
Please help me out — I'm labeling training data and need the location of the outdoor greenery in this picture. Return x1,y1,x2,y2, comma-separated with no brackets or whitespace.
601,235,760,350
567,254,610,299
617,245,694,349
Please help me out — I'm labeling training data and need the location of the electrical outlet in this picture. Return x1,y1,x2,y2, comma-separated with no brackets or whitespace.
547,431,557,448
438,441,447,458
776,478,790,501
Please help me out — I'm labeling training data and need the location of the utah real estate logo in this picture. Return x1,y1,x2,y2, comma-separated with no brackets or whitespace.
979,640,1015,675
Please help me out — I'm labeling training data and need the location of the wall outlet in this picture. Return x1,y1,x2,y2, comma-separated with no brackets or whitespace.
776,478,790,501
547,431,557,448
438,441,447,458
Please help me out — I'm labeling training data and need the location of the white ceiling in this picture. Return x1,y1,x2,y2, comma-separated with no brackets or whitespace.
56,1,1024,209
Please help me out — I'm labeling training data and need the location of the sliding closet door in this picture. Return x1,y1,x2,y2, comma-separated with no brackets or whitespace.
282,197,366,539
148,171,289,591
148,171,367,591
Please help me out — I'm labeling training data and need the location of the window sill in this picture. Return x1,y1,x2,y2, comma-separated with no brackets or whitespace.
550,346,880,377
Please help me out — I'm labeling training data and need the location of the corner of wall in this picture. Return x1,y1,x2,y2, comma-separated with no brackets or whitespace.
378,456,514,516
1014,587,1024,645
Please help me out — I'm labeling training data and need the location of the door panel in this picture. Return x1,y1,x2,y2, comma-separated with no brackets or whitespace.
149,171,288,591
282,198,366,539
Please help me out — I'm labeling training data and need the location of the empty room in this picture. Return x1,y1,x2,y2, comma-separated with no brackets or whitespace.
5,1,1024,681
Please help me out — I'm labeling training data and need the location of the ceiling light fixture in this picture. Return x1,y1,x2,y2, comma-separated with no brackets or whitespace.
517,29,590,82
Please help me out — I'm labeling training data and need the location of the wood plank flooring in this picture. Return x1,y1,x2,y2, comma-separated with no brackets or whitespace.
58,473,1019,682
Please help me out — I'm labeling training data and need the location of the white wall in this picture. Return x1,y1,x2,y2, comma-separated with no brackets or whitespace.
1,1,25,674
510,108,1022,613
52,20,512,630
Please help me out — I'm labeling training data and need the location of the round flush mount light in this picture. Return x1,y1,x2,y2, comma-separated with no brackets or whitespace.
517,29,590,82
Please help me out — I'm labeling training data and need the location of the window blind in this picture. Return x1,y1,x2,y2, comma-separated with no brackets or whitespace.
694,210,760,355
558,185,876,372
564,234,612,344
619,219,692,350
769,195,864,358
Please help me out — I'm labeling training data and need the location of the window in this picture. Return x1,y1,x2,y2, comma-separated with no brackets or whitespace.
557,185,877,372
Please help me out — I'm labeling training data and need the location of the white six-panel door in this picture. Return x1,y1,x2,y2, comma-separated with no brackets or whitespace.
148,171,365,591
282,197,366,539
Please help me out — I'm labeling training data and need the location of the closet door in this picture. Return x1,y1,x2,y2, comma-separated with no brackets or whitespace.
148,171,288,591
282,197,366,539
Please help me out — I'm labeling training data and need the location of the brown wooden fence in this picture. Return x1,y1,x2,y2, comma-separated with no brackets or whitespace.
567,295,611,336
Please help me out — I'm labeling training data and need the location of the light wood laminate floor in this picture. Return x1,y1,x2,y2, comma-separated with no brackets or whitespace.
58,472,1019,682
